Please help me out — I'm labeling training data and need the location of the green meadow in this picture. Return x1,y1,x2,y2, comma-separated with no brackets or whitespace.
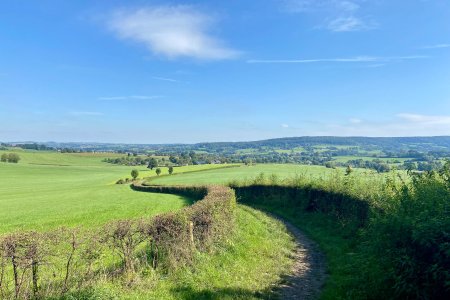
0,150,297,300
0,150,234,233
145,163,381,185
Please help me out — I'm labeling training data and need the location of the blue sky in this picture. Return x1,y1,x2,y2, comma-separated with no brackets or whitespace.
1,0,449,143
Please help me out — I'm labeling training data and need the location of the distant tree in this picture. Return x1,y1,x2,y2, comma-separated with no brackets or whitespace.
7,153,20,163
131,169,139,180
168,166,174,175
345,165,353,176
0,153,7,162
169,156,178,164
147,158,158,170
155,168,161,176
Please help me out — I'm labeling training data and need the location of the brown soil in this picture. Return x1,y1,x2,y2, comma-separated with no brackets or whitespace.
271,214,327,299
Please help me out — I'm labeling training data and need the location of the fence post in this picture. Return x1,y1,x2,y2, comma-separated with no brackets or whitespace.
189,221,194,247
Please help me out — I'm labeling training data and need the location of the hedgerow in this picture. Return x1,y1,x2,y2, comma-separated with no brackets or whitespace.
231,163,449,299
0,185,235,299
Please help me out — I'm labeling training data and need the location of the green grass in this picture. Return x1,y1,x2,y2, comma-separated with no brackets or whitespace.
0,151,199,233
250,203,358,300
143,163,241,178
146,163,382,186
59,205,296,300
0,149,127,166
332,155,412,163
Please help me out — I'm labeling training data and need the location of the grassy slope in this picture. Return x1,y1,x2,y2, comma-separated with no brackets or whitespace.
146,163,384,186
0,150,203,233
61,205,296,300
148,164,337,185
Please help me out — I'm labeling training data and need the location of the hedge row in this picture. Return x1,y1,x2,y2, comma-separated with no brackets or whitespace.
231,167,450,299
231,184,369,229
0,185,236,299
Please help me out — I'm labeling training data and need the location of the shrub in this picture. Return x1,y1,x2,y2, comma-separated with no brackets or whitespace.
0,185,236,298
359,167,450,299
131,169,139,180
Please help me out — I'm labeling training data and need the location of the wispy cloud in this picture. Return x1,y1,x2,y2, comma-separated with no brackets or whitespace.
69,111,104,116
152,76,179,83
98,95,163,101
107,5,239,60
281,123,290,128
349,118,362,124
280,0,377,32
317,113,450,136
420,44,450,49
247,55,427,64
396,113,450,125
326,16,376,32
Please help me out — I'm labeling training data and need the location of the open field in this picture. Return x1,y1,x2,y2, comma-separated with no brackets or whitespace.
332,155,412,163
145,163,384,186
0,150,237,234
0,162,187,234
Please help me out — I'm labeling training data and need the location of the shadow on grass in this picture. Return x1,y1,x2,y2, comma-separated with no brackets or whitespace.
171,286,277,300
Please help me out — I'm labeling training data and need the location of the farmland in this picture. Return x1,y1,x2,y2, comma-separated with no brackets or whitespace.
0,150,235,233
0,150,299,299
0,148,448,299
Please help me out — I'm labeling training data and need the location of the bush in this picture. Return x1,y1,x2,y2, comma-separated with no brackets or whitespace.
0,153,20,163
0,185,236,298
230,164,449,299
359,167,450,299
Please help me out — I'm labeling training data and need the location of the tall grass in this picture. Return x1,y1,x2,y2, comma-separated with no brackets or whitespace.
231,162,450,299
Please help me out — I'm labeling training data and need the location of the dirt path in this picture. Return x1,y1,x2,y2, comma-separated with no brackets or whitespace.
271,214,327,300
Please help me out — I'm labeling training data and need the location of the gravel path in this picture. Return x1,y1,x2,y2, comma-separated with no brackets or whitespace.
271,214,327,300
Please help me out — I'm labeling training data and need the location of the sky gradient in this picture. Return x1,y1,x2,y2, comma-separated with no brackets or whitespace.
1,0,450,143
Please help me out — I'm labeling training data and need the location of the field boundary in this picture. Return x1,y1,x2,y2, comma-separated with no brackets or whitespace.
142,164,242,184
0,184,236,299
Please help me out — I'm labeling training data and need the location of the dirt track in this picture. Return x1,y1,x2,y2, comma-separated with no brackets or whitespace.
271,214,327,299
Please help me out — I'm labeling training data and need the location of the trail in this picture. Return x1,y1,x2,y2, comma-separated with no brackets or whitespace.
270,214,327,300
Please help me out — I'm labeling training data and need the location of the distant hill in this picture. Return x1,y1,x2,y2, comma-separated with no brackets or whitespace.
4,136,450,153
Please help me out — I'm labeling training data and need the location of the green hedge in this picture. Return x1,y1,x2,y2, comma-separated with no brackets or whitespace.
231,166,450,299
232,184,369,229
0,185,236,299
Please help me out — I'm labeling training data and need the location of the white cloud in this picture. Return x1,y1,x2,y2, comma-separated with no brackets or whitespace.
421,44,450,49
396,113,450,125
247,55,427,64
280,0,376,32
152,76,179,82
98,95,162,101
281,123,290,128
107,6,239,60
280,0,316,12
313,113,450,136
326,16,376,32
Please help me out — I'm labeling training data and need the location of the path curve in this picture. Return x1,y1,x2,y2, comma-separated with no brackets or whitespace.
270,214,327,299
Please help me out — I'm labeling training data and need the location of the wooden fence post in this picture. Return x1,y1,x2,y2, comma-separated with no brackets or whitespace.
189,222,194,247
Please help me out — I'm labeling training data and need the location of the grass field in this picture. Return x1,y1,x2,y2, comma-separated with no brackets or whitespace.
145,163,380,186
0,150,236,233
332,155,412,163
